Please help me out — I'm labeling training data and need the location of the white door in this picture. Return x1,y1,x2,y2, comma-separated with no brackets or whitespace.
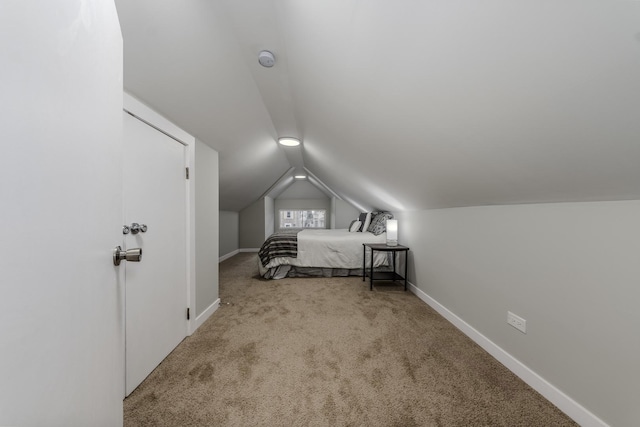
0,2,125,426
123,112,188,395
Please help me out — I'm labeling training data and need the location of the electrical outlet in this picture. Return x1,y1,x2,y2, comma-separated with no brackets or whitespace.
507,311,526,333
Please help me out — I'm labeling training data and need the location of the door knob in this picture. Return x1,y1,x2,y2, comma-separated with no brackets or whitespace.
113,246,143,266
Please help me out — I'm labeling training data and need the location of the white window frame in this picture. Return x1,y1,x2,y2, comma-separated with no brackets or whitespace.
278,209,326,229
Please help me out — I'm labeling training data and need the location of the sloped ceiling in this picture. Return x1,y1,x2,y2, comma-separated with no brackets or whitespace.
115,0,640,213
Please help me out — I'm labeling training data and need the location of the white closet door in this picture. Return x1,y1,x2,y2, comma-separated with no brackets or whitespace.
123,112,188,395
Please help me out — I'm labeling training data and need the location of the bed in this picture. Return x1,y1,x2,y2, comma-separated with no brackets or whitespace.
258,228,391,279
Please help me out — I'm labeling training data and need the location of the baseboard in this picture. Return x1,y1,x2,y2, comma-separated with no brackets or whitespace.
219,249,239,263
219,248,260,262
192,298,220,332
408,281,609,427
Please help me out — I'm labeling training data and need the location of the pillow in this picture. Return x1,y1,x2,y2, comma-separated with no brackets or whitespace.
368,212,394,235
357,212,367,231
361,212,372,232
349,220,362,232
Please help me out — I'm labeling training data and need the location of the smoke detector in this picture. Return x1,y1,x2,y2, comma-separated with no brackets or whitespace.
258,50,275,68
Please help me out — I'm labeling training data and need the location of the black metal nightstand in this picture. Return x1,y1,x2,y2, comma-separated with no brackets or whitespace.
362,243,410,291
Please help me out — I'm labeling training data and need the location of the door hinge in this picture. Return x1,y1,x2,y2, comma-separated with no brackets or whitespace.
187,307,190,320
185,167,190,180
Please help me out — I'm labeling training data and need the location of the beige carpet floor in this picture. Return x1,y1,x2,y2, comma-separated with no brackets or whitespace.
124,252,577,426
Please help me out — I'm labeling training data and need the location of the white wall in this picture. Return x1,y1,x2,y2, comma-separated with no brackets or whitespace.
334,198,360,229
395,200,640,427
265,196,275,238
272,180,331,231
219,211,239,257
239,198,266,248
237,182,333,245
330,197,336,229
278,180,327,199
1,1,125,425
195,141,219,316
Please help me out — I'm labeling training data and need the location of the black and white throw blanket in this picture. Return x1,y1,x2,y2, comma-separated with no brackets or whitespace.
258,230,298,267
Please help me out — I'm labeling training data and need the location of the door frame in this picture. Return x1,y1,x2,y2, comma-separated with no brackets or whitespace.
123,92,197,340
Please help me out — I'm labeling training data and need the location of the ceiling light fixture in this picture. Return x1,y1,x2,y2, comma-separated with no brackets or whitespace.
278,137,300,147
294,175,307,179
258,50,275,68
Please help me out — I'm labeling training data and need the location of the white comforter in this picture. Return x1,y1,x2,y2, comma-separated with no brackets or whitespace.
258,229,388,277
297,229,387,268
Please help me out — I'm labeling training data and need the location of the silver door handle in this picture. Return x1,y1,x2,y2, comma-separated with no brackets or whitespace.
113,246,142,266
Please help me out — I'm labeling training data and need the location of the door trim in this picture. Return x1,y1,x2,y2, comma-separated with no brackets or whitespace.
123,110,188,147
123,92,197,339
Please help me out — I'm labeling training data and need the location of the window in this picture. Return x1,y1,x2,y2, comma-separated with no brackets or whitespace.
279,209,326,229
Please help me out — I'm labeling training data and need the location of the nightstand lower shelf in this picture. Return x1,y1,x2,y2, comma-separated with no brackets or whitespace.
365,271,405,282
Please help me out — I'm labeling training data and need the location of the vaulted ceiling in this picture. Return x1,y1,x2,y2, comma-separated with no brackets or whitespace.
115,0,640,212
